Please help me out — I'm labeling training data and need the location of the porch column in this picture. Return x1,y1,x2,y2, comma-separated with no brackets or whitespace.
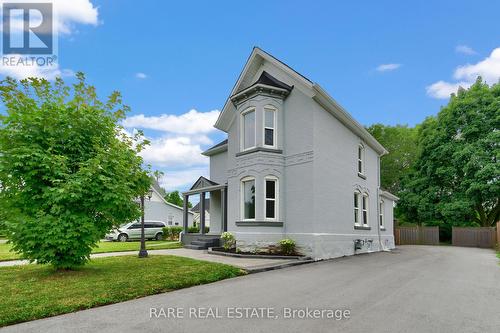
221,187,227,232
182,194,189,234
200,192,206,235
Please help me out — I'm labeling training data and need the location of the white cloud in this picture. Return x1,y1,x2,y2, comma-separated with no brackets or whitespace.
140,136,210,167
455,45,477,55
123,109,220,135
135,72,148,79
426,80,471,99
0,1,99,80
159,167,209,190
427,47,500,99
376,63,401,72
0,0,99,35
0,56,74,80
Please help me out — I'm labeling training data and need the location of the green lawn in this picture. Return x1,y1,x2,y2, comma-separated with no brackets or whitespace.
0,255,244,327
0,240,182,261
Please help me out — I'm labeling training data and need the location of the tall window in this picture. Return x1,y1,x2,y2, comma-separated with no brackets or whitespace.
354,192,360,225
241,177,255,219
362,194,369,226
242,109,255,150
358,145,364,174
264,107,276,147
265,177,278,219
379,200,384,228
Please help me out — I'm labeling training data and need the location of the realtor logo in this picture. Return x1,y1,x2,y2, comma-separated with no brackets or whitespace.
2,2,53,54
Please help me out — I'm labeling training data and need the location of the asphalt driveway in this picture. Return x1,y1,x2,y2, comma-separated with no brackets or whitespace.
2,246,499,333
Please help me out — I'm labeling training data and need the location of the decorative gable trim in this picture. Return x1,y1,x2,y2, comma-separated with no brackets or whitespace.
190,176,219,191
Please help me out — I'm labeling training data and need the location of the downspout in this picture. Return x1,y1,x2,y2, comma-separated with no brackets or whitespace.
376,154,384,251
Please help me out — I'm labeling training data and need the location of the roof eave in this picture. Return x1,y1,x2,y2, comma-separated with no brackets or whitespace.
312,84,389,156
380,190,399,201
202,144,228,156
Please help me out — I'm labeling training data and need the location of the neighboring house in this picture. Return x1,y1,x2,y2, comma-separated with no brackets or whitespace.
181,47,398,259
147,184,194,228
192,198,210,227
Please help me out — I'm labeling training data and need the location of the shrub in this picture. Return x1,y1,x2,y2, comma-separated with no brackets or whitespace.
162,226,183,240
188,226,209,233
221,232,236,251
278,238,296,255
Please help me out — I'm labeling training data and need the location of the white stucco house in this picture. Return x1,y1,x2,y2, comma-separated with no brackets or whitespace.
181,47,398,259
146,184,194,228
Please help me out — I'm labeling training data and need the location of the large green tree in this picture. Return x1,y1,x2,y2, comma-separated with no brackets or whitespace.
367,124,418,194
398,78,499,227
0,74,151,269
165,190,192,208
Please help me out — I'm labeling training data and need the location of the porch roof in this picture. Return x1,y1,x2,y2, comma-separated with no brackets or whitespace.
183,176,227,196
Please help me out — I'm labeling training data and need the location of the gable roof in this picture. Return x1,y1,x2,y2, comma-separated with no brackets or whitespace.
214,47,388,156
202,138,228,156
192,198,210,213
243,70,293,93
190,176,219,191
150,186,194,214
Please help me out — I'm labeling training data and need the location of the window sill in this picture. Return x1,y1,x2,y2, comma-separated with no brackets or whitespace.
236,221,283,227
357,172,366,180
236,147,283,157
354,225,371,230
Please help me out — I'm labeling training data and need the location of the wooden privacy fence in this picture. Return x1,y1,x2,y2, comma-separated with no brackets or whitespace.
394,226,439,245
452,227,497,248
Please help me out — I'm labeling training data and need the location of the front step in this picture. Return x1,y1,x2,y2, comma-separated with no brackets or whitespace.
184,237,220,250
184,244,206,250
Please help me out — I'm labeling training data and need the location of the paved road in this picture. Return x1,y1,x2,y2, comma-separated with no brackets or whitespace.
2,246,499,333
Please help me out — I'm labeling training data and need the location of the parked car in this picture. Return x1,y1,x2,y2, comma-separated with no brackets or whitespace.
105,221,167,242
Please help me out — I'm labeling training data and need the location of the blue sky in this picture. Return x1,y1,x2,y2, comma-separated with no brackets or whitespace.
1,0,499,194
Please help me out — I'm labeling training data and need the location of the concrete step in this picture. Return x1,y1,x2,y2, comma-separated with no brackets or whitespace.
191,240,213,246
184,244,206,250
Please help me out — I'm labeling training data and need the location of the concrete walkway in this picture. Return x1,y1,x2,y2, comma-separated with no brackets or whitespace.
2,246,499,333
0,248,305,271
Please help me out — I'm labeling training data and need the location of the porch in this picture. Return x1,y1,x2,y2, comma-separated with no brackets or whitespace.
181,176,227,249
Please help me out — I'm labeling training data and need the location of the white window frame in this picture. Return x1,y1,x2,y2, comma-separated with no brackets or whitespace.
354,191,361,226
264,176,279,220
240,176,256,221
240,108,256,151
358,144,365,175
379,200,384,228
263,106,277,149
362,193,369,226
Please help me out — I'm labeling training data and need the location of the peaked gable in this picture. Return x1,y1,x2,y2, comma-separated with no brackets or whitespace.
214,47,388,155
190,176,219,190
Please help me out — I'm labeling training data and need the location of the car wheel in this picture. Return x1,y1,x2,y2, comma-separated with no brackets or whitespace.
155,233,163,241
118,233,128,242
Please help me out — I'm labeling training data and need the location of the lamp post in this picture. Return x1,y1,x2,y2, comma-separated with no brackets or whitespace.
139,188,153,258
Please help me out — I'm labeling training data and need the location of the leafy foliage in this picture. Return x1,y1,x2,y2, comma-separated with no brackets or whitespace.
221,232,235,250
398,78,499,227
0,74,151,269
278,238,296,255
367,124,418,194
162,226,183,240
164,190,192,208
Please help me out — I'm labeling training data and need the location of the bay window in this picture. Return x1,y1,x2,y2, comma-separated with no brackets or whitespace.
241,177,255,220
264,107,276,148
265,176,278,219
242,109,256,150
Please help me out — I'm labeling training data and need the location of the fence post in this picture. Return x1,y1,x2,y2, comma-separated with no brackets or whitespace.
497,221,499,248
